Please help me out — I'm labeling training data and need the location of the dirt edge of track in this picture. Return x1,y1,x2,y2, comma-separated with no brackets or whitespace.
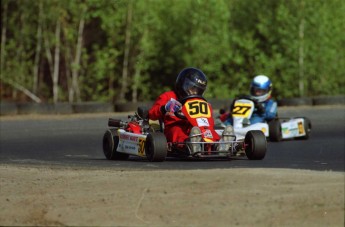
0,165,344,226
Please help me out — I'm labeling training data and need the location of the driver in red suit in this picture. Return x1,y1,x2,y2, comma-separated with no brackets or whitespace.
148,67,206,143
148,67,234,154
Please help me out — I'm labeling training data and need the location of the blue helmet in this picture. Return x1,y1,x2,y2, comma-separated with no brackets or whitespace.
250,75,272,102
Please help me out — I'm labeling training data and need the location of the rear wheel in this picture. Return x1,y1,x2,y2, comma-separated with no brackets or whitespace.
245,130,267,160
102,129,129,160
268,119,282,142
145,132,167,162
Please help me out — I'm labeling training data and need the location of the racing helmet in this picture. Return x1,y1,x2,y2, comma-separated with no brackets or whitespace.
175,67,207,100
250,75,272,102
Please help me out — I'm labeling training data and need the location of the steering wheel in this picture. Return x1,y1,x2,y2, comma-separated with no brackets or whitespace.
235,94,264,114
237,94,254,101
174,110,187,119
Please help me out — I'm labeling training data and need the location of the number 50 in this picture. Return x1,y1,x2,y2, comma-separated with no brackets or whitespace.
188,101,209,115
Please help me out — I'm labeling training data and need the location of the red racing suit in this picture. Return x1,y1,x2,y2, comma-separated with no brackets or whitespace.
148,91,192,143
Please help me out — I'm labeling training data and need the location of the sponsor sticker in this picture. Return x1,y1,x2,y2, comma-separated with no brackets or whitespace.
119,134,139,142
197,118,210,127
282,127,289,135
124,142,137,151
203,129,213,138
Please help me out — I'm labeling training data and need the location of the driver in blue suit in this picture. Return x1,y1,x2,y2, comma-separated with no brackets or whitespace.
220,75,278,125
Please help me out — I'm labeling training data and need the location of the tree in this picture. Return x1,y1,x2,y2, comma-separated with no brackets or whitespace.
1,0,344,104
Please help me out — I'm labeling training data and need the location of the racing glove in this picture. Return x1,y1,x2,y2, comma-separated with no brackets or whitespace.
255,102,265,115
164,98,182,113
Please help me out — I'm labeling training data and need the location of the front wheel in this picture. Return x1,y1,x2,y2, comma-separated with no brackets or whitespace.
103,129,129,160
245,130,267,160
145,132,167,162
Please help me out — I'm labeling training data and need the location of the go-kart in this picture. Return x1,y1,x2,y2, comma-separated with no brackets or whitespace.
217,96,312,142
102,97,267,162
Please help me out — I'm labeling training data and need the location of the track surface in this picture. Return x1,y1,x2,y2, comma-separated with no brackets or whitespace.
0,106,344,172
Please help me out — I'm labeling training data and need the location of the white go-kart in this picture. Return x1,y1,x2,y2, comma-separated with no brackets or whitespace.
218,97,312,142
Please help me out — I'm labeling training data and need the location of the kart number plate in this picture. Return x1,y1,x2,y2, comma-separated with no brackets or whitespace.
185,100,211,118
298,121,305,135
138,138,145,156
232,103,253,118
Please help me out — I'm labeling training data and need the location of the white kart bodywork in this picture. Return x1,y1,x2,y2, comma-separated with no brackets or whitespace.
116,129,147,157
234,123,269,139
231,99,310,141
280,118,308,139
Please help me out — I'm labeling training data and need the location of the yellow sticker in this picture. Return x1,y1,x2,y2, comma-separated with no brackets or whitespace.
232,103,253,118
204,138,214,142
138,138,146,156
184,100,211,118
298,121,305,134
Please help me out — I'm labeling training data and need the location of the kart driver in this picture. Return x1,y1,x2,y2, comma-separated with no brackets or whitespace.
220,75,278,125
148,67,234,154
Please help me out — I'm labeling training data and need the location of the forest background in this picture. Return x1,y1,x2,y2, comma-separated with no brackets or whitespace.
1,0,344,104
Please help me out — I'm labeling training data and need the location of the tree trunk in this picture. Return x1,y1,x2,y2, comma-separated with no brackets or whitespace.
65,45,73,103
2,78,41,103
43,19,54,83
71,9,85,103
132,58,142,102
0,0,8,74
298,0,305,97
33,1,43,94
119,1,133,102
52,19,61,104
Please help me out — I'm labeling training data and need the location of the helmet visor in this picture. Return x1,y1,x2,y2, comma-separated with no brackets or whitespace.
251,87,267,97
183,78,205,97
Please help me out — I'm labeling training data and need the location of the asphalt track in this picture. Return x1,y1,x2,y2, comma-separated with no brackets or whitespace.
0,106,344,172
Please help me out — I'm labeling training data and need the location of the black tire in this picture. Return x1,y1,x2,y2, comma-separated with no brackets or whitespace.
278,97,313,106
102,129,129,160
313,96,345,106
145,132,167,162
149,123,161,132
268,119,282,142
298,117,312,140
245,130,267,160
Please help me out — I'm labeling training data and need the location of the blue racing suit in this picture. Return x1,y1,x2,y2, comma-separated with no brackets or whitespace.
250,99,278,124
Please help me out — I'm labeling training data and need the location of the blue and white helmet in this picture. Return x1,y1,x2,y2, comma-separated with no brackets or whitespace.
250,75,272,102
